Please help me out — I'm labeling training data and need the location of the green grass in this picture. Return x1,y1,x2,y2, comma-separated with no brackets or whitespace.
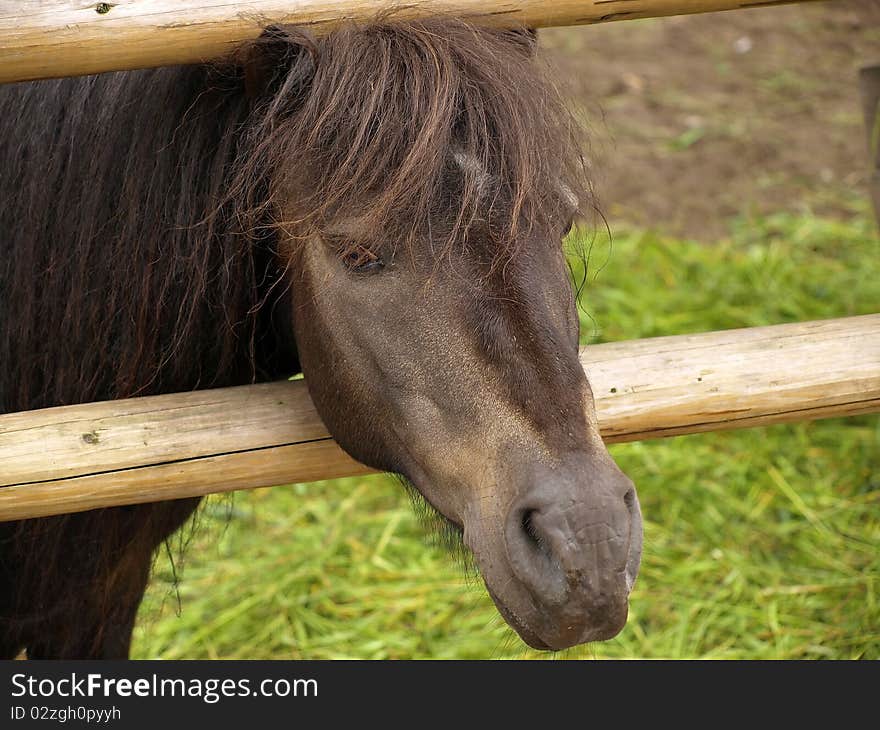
132,203,880,659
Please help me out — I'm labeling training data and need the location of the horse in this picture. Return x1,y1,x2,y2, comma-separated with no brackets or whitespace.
0,18,642,658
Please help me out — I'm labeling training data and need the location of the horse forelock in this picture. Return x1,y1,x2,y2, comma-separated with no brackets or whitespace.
232,18,593,267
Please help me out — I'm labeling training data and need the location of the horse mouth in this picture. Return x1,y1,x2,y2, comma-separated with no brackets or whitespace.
486,583,632,650
482,535,640,651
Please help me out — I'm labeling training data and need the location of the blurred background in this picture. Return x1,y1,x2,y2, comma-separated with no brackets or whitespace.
132,0,880,659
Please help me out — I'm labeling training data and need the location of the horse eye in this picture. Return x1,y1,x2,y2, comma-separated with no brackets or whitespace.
352,258,384,274
340,246,384,274
562,217,574,237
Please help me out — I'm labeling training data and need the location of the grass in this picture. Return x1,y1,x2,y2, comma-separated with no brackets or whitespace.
132,202,879,659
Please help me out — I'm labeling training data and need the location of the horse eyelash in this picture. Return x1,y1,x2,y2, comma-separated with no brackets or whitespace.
323,235,385,272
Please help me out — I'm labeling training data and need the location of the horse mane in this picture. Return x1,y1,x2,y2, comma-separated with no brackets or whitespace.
0,64,264,413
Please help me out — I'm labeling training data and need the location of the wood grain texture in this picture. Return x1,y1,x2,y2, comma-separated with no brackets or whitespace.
0,0,820,84
1,314,878,521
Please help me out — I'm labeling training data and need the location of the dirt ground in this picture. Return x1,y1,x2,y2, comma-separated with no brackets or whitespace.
540,0,880,240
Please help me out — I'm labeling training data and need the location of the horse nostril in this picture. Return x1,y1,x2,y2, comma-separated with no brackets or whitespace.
622,484,643,592
505,505,567,604
519,508,557,567
521,508,541,549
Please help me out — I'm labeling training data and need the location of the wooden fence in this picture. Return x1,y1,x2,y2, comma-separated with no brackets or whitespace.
2,0,820,83
1,0,877,523
2,316,878,521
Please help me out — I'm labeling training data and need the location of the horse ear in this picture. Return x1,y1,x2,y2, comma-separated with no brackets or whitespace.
241,25,316,102
505,27,539,56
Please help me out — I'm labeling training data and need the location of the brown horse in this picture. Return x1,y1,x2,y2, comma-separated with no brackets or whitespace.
0,19,641,658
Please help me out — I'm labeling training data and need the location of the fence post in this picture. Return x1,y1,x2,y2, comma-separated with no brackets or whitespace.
860,64,880,228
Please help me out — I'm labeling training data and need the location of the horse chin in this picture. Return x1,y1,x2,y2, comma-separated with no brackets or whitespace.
484,584,551,650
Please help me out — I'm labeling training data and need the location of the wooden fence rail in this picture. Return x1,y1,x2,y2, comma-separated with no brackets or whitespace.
0,0,821,84
2,314,878,522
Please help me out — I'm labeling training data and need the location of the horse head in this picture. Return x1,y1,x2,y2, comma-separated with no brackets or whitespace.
238,20,642,650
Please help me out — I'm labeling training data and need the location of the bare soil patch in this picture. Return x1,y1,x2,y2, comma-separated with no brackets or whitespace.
542,0,880,239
